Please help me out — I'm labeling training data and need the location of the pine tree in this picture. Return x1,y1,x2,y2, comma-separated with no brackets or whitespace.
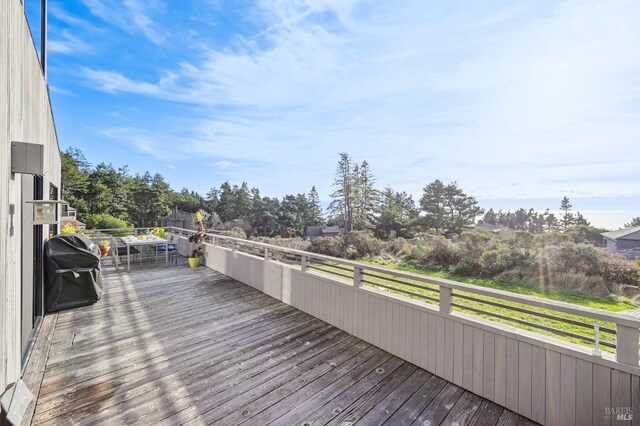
328,153,354,231
419,179,447,234
560,196,574,230
420,180,483,236
374,187,418,239
307,186,324,226
483,208,497,225
357,161,379,230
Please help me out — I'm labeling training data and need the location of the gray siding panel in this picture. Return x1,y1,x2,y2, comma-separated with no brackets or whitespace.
1,0,61,392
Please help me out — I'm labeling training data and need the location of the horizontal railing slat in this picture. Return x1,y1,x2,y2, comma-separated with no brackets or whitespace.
454,293,617,335
451,302,617,349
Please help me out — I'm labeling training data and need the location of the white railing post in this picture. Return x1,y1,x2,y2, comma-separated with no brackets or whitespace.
301,256,309,272
353,267,363,287
264,248,270,260
211,236,216,246
616,324,639,366
592,325,602,357
439,287,453,314
96,230,101,238
232,241,237,252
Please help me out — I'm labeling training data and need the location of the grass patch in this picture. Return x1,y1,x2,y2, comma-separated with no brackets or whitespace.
364,258,636,312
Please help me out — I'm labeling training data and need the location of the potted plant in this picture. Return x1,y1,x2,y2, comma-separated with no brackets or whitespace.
60,223,76,234
187,211,206,268
98,240,111,256
151,227,168,239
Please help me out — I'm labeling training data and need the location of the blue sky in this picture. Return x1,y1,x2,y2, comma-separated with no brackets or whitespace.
27,0,640,228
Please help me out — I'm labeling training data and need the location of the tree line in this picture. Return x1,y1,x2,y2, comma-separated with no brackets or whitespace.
62,148,625,238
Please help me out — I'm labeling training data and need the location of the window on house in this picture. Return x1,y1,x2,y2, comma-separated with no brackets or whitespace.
49,183,58,237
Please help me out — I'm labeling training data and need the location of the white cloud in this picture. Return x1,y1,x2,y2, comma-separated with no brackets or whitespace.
213,161,232,169
82,0,165,44
49,86,76,96
82,68,177,95
81,0,640,200
100,127,169,160
48,31,91,55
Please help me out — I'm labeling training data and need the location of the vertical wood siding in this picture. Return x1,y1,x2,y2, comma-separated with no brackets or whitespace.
1,0,62,392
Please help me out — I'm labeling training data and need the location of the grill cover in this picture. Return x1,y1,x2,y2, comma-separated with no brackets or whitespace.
44,234,103,312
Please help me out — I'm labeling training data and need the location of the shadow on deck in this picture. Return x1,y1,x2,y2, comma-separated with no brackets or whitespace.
30,258,536,425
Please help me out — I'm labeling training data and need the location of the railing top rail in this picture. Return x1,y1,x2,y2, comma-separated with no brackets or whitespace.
85,227,156,232
164,226,640,327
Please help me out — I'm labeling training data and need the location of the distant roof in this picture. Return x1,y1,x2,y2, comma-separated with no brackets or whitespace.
322,226,340,234
306,226,324,237
602,226,640,241
306,226,341,237
61,217,86,228
474,221,513,234
475,222,500,231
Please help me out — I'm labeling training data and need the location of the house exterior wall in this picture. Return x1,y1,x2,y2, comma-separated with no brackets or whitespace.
615,239,640,250
603,236,640,252
1,0,61,393
620,230,640,241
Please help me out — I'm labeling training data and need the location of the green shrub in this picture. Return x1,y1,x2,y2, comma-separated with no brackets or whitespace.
252,236,311,251
533,232,571,248
597,250,639,287
346,231,382,258
309,236,345,258
60,223,76,234
84,213,130,230
222,227,247,239
408,236,461,269
480,245,525,277
382,237,411,256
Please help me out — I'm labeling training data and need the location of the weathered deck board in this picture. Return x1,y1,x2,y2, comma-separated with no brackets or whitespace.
31,259,535,425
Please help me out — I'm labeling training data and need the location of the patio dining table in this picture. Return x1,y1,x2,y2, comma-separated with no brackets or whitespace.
121,235,168,272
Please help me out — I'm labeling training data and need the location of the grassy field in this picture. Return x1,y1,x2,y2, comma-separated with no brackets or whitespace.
307,257,638,352
364,259,637,311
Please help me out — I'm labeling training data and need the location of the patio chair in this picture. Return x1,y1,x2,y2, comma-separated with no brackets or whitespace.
154,235,178,265
114,237,141,269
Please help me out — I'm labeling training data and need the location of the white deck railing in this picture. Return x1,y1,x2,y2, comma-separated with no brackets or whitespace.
165,226,640,366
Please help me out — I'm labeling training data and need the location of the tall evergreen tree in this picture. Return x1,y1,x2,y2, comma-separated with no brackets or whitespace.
420,180,483,236
483,208,497,225
374,187,418,239
419,179,447,234
328,153,354,231
216,182,236,222
278,194,310,237
307,186,324,226
355,161,379,230
205,187,219,213
560,196,574,230
61,148,91,217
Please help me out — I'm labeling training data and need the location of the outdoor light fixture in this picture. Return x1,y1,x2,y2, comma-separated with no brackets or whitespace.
25,200,68,225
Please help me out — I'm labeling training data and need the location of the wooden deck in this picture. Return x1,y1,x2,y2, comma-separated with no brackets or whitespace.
30,259,536,425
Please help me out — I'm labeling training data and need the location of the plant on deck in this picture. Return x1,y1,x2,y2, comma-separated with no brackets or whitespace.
188,211,206,259
151,227,168,239
60,223,77,234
